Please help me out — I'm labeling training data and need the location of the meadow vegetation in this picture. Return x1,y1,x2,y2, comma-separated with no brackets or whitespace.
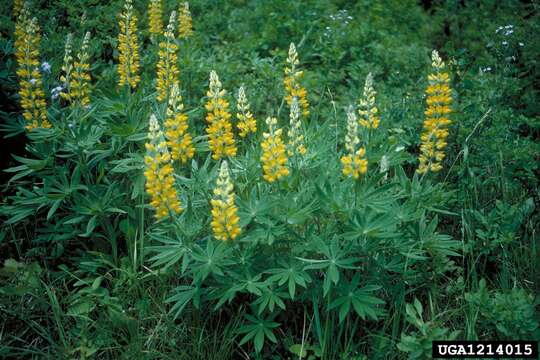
0,0,539,358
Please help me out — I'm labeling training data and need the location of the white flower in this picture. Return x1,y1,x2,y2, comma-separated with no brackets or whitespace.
41,62,51,73
51,85,63,100
29,78,37,85
519,42,524,47
502,41,508,46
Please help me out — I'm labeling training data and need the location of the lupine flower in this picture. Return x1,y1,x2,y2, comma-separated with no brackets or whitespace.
13,0,24,17
164,84,195,163
284,43,309,117
51,85,63,100
144,114,182,219
261,117,289,182
341,106,367,179
59,33,73,102
177,2,193,39
210,161,241,241
118,0,141,89
41,62,51,74
14,5,29,57
417,50,452,174
148,0,163,36
156,11,179,102
235,85,256,137
358,73,379,129
15,14,50,130
70,31,92,107
287,97,307,156
205,70,237,160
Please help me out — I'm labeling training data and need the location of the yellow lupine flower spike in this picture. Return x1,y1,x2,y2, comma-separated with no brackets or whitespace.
70,31,92,107
144,114,182,219
205,70,237,160
13,0,24,18
14,4,29,58
156,11,179,102
211,161,241,241
178,2,193,39
165,84,195,163
417,50,453,174
287,97,307,156
15,16,50,130
59,34,73,102
118,0,141,89
261,117,289,182
341,107,367,179
358,73,379,129
284,42,309,117
148,0,163,36
236,85,256,138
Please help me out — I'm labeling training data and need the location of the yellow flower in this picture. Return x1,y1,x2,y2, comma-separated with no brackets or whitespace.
178,2,193,39
156,11,179,102
148,0,163,36
70,31,92,107
287,96,307,156
261,117,289,182
205,70,237,160
164,84,195,163
144,114,182,219
236,85,256,137
117,0,141,89
341,107,367,179
211,160,241,241
59,33,74,102
13,0,24,17
14,5,29,57
15,15,50,130
358,73,380,129
284,42,309,117
417,50,453,174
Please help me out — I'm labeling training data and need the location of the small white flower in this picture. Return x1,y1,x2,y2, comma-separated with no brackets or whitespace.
519,42,524,47
41,62,51,73
29,78,37,85
51,85,63,100
502,41,508,46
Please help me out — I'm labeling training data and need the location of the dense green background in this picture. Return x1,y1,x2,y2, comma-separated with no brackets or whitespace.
1,0,539,358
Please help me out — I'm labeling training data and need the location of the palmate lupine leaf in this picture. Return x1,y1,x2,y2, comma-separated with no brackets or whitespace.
298,236,359,296
238,313,279,353
166,285,200,319
265,260,312,299
190,240,235,283
146,232,190,271
328,274,385,323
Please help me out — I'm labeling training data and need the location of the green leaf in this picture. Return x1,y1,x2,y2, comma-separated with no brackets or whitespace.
289,344,308,357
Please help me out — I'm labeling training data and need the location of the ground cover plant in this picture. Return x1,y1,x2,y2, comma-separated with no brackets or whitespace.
0,0,539,358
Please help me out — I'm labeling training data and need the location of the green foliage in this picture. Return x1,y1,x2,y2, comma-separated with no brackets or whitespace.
465,279,540,340
1,0,539,358
397,298,461,359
